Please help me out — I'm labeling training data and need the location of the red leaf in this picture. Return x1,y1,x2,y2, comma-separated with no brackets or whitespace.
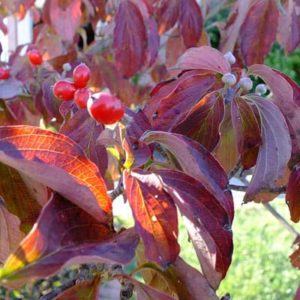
113,0,147,77
124,170,180,267
240,0,279,65
144,70,217,130
174,91,225,151
220,0,252,53
142,131,234,222
286,166,300,222
172,258,218,299
294,284,300,300
177,46,231,74
0,194,138,288
244,95,291,202
0,126,111,222
48,0,82,42
0,201,25,263
179,0,203,48
248,65,300,164
277,0,300,53
290,237,300,269
60,109,108,179
157,170,233,289
231,97,262,169
156,0,179,34
55,277,101,300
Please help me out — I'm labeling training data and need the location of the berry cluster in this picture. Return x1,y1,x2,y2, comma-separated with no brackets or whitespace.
53,63,124,125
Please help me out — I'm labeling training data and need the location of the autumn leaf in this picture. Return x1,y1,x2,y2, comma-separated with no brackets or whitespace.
113,0,147,77
243,95,291,202
157,170,233,289
239,0,278,65
0,125,111,222
142,131,234,221
124,169,180,267
0,194,139,288
174,91,225,151
286,166,300,222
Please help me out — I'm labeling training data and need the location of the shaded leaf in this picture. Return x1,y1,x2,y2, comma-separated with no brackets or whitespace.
240,0,279,65
0,164,44,233
231,97,262,169
286,165,300,222
113,0,147,77
0,125,111,222
144,70,217,130
0,201,25,263
174,91,224,151
156,0,179,34
176,46,231,74
0,78,23,99
158,170,233,289
294,284,300,300
214,105,239,173
0,194,139,288
244,95,291,202
124,169,180,267
220,0,252,53
55,277,101,300
179,0,203,48
142,131,234,221
48,0,82,42
172,258,218,300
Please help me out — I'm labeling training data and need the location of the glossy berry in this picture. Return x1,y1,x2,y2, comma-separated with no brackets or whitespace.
73,63,91,88
239,77,253,91
27,49,43,65
222,73,237,86
53,80,76,101
0,68,10,80
74,88,90,109
87,93,125,125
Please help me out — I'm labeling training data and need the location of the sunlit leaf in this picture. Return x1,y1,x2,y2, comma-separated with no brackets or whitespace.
0,125,112,222
124,169,180,267
0,194,138,288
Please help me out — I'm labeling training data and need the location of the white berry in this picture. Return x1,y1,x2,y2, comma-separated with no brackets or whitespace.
239,77,253,91
224,51,236,65
62,63,72,72
255,84,268,95
222,73,237,86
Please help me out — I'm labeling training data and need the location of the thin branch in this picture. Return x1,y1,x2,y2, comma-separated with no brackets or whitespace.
109,179,124,201
228,161,241,179
228,184,286,194
263,203,300,239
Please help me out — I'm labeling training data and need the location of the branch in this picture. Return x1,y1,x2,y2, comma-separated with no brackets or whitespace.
109,180,124,201
228,184,286,194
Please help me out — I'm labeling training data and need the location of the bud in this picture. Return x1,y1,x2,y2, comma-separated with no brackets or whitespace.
222,73,237,86
239,77,253,91
62,63,72,72
255,84,268,95
224,51,236,65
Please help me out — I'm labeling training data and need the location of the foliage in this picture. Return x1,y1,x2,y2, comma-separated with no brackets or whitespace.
0,0,299,299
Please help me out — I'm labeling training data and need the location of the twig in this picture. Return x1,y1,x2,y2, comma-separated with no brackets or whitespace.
263,202,300,239
228,184,286,194
109,180,124,201
228,161,241,179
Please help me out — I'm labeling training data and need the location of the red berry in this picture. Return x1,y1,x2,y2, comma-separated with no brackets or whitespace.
0,68,10,80
53,80,76,101
87,93,125,125
27,49,43,65
73,63,91,88
74,88,90,109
